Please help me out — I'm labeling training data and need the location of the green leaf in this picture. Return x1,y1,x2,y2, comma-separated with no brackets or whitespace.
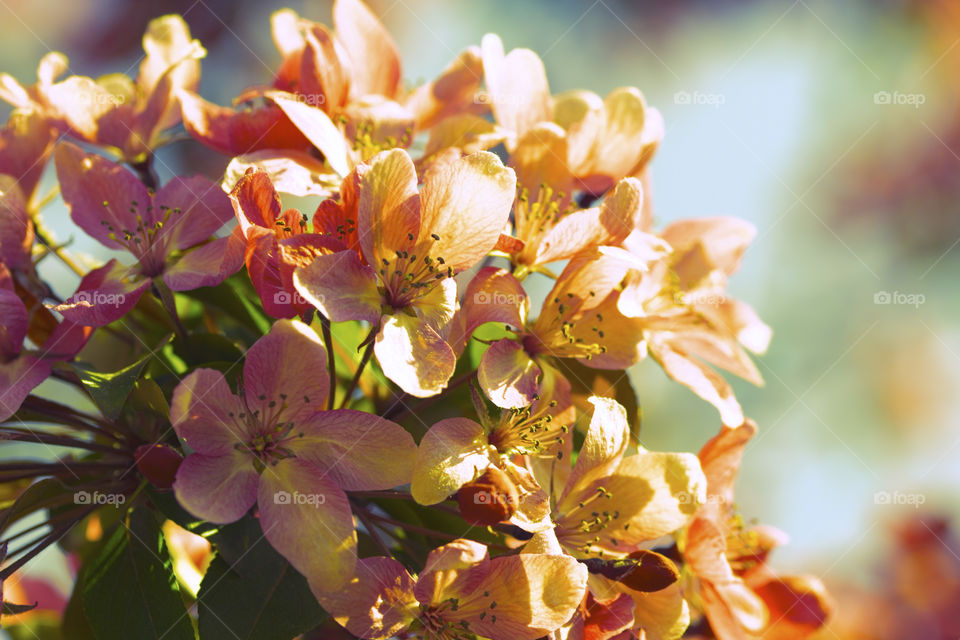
197,519,327,640
71,337,171,419
0,478,70,535
61,566,97,640
171,333,245,369
82,509,195,640
181,275,272,337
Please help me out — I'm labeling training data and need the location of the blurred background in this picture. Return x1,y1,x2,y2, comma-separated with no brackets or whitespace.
2,0,959,635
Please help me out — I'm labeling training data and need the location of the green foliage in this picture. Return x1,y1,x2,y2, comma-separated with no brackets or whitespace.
82,509,195,640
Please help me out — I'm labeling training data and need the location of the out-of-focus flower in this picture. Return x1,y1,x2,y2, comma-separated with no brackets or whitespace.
294,148,516,397
610,219,771,426
682,421,831,640
0,109,58,201
182,0,483,171
162,520,212,597
478,34,662,199
0,16,204,162
0,175,35,274
229,169,346,318
314,538,587,640
52,142,243,326
171,319,416,591
0,265,90,421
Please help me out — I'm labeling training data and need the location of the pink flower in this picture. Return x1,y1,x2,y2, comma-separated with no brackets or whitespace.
0,265,90,422
52,142,243,326
294,148,516,397
171,319,416,591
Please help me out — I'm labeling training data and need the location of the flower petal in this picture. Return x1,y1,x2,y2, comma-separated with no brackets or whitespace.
163,228,245,291
0,355,51,423
357,148,420,265
333,0,402,99
559,449,706,554
54,260,150,327
374,314,456,397
288,409,416,491
243,319,330,422
292,249,382,324
153,175,234,250
449,267,528,354
418,151,517,272
649,337,744,427
173,451,258,524
662,217,756,279
178,91,311,155
0,175,32,270
311,557,418,640
480,33,551,142
268,91,350,177
411,417,495,505
562,396,630,502
457,553,588,640
54,141,150,250
0,286,27,358
170,368,245,455
697,421,757,509
478,339,541,409
408,47,485,130
257,457,357,591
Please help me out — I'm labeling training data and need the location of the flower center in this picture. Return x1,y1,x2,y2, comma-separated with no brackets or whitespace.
488,401,568,457
418,600,474,640
228,387,312,468
530,292,609,360
101,198,180,276
377,233,453,309
514,185,569,265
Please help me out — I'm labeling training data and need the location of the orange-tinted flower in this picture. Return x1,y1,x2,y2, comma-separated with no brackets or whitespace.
315,539,587,640
612,219,771,426
294,148,516,396
1,17,204,162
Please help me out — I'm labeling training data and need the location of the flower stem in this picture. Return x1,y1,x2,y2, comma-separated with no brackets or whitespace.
340,340,374,409
320,315,336,410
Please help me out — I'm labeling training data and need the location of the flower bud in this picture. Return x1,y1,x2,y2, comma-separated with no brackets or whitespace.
582,550,680,592
135,444,183,489
457,467,518,526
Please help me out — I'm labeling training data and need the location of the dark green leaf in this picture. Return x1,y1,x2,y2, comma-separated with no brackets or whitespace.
197,521,327,640
82,508,194,640
71,337,171,419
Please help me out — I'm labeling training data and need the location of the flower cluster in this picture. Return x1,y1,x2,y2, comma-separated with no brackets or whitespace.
0,2,830,639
